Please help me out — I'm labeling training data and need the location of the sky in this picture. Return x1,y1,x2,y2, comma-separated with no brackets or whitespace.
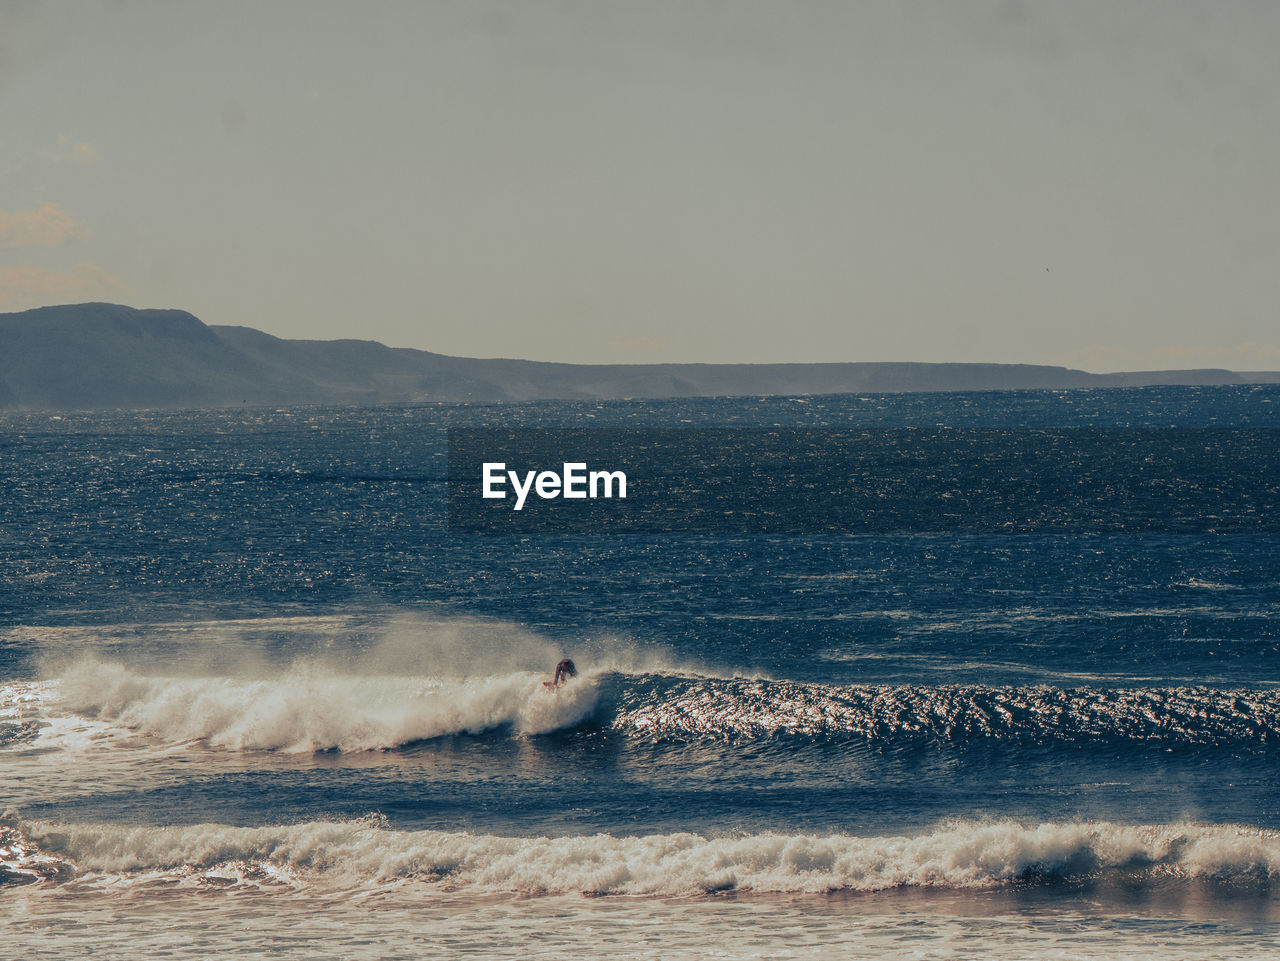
1,0,1278,370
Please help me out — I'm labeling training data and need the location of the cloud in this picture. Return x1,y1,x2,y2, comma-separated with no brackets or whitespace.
40,135,99,166
0,203,87,248
0,262,124,311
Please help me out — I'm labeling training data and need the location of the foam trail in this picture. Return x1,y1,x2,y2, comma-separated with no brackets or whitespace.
6,816,1280,896
55,658,601,751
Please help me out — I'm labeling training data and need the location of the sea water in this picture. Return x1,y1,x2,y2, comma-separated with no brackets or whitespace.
2,386,1279,959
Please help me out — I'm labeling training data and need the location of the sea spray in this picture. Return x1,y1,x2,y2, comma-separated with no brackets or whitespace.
55,657,603,751
8,816,1280,896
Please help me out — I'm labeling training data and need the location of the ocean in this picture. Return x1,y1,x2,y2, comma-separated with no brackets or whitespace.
3,385,1279,959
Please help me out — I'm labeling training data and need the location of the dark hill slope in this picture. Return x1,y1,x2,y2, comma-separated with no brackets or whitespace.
0,304,332,408
2,303,1276,410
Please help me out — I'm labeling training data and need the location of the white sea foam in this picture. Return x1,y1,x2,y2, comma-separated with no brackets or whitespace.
29,609,727,752
7,816,1280,897
54,658,601,751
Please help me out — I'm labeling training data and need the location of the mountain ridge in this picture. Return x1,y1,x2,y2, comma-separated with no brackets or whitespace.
2,302,1276,410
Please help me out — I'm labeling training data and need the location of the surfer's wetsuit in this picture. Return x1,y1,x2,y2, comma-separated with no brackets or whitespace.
551,658,577,686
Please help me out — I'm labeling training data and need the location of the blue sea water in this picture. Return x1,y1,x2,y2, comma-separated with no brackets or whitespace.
3,385,1280,959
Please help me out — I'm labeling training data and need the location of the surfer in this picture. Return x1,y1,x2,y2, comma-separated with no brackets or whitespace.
543,658,577,689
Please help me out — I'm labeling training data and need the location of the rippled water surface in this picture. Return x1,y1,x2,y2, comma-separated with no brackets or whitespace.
3,386,1279,957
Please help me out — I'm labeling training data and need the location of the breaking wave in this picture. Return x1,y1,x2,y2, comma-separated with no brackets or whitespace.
4,814,1279,896
51,658,603,751
23,661,1280,753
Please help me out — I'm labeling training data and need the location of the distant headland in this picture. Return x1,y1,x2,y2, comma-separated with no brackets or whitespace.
2,302,1277,410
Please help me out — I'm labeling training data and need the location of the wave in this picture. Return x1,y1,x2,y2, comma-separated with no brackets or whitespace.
29,661,1280,753
51,659,602,751
611,677,1280,746
4,814,1279,896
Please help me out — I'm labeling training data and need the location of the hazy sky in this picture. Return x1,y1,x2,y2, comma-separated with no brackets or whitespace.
2,1,1278,370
